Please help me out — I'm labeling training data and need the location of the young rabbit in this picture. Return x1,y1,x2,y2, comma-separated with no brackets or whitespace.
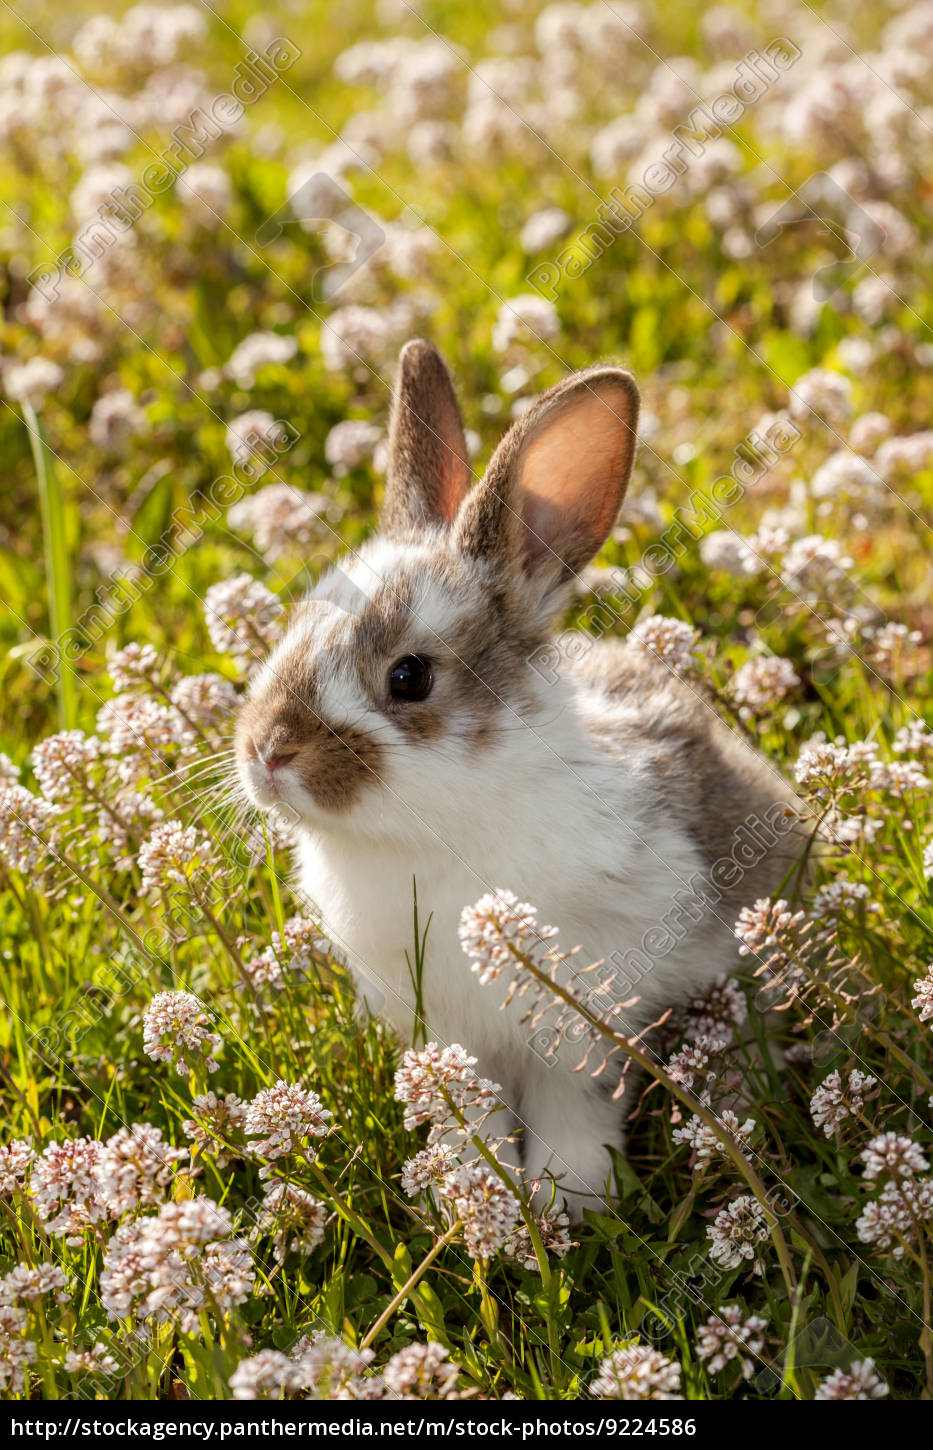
235,339,801,1217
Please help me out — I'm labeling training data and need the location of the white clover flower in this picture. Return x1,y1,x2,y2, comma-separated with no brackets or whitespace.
0,785,59,873
809,1069,877,1137
107,643,161,693
687,975,747,1042
5,356,64,407
381,1341,461,1399
31,1138,106,1240
628,614,700,675
590,1344,682,1400
204,574,283,674
142,990,221,1076
289,1332,374,1398
182,1091,247,1165
401,1143,459,1197
244,1081,332,1170
861,1132,928,1181
254,1180,327,1264
814,1358,888,1399
696,1305,767,1378
228,483,330,565
394,1042,500,1136
440,1161,521,1262
224,411,291,470
324,419,382,474
137,820,216,895
672,1108,755,1165
788,368,853,427
731,656,800,714
225,331,298,389
0,1140,35,1197
93,1124,186,1216
229,1348,303,1401
31,730,101,802
100,1197,253,1332
492,295,560,352
458,890,557,985
503,1206,575,1273
707,1194,770,1270
89,388,145,450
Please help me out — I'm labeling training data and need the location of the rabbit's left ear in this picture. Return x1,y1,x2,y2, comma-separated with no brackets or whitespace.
381,339,472,537
454,367,639,583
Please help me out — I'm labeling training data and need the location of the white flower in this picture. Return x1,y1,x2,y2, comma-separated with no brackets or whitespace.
520,207,571,253
849,412,892,455
142,990,221,1076
100,1197,253,1331
254,1180,327,1263
138,821,216,895
591,1344,682,1400
289,1332,374,1398
440,1161,521,1261
229,1348,303,1401
324,419,382,474
107,643,161,693
90,389,145,449
401,1143,459,1197
672,1109,755,1165
492,295,560,351
5,356,64,407
93,1124,186,1216
244,1081,332,1169
809,1069,876,1137
687,975,747,1041
227,484,329,563
182,1092,247,1165
225,412,291,469
394,1043,499,1135
912,965,933,1021
458,891,557,985
629,614,700,675
225,331,298,389
707,1194,770,1270
788,368,853,427
0,785,59,873
204,574,283,674
176,163,232,222
696,1305,767,1378
0,1140,35,1196
814,1358,888,1399
731,657,799,713
380,1342,461,1399
861,1132,928,1181
31,1138,106,1239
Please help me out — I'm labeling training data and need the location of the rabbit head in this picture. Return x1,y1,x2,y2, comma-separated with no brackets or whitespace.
234,339,639,840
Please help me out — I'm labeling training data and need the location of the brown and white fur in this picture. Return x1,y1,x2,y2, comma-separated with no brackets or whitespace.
235,340,801,1218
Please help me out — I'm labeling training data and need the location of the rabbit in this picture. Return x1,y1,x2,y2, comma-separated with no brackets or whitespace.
234,338,802,1219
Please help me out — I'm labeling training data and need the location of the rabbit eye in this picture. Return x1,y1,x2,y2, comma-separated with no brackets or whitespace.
389,654,433,702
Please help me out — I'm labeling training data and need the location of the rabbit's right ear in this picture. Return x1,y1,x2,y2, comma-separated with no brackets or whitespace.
381,339,472,537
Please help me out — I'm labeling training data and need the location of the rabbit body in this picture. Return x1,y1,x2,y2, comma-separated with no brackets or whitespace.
236,341,799,1216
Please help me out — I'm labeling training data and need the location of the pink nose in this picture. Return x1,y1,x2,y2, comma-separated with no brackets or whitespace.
261,749,298,773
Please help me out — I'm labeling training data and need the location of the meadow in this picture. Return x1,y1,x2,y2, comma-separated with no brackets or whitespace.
0,0,932,1403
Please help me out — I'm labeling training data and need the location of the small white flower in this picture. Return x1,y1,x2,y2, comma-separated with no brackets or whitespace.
591,1344,682,1400
814,1358,888,1399
142,990,221,1076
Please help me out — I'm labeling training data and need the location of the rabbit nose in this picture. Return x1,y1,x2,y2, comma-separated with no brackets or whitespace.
258,743,299,772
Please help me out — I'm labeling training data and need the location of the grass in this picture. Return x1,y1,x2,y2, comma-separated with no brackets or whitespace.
0,0,931,1404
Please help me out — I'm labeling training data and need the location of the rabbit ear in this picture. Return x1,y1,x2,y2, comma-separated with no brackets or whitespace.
454,367,639,584
381,339,472,537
